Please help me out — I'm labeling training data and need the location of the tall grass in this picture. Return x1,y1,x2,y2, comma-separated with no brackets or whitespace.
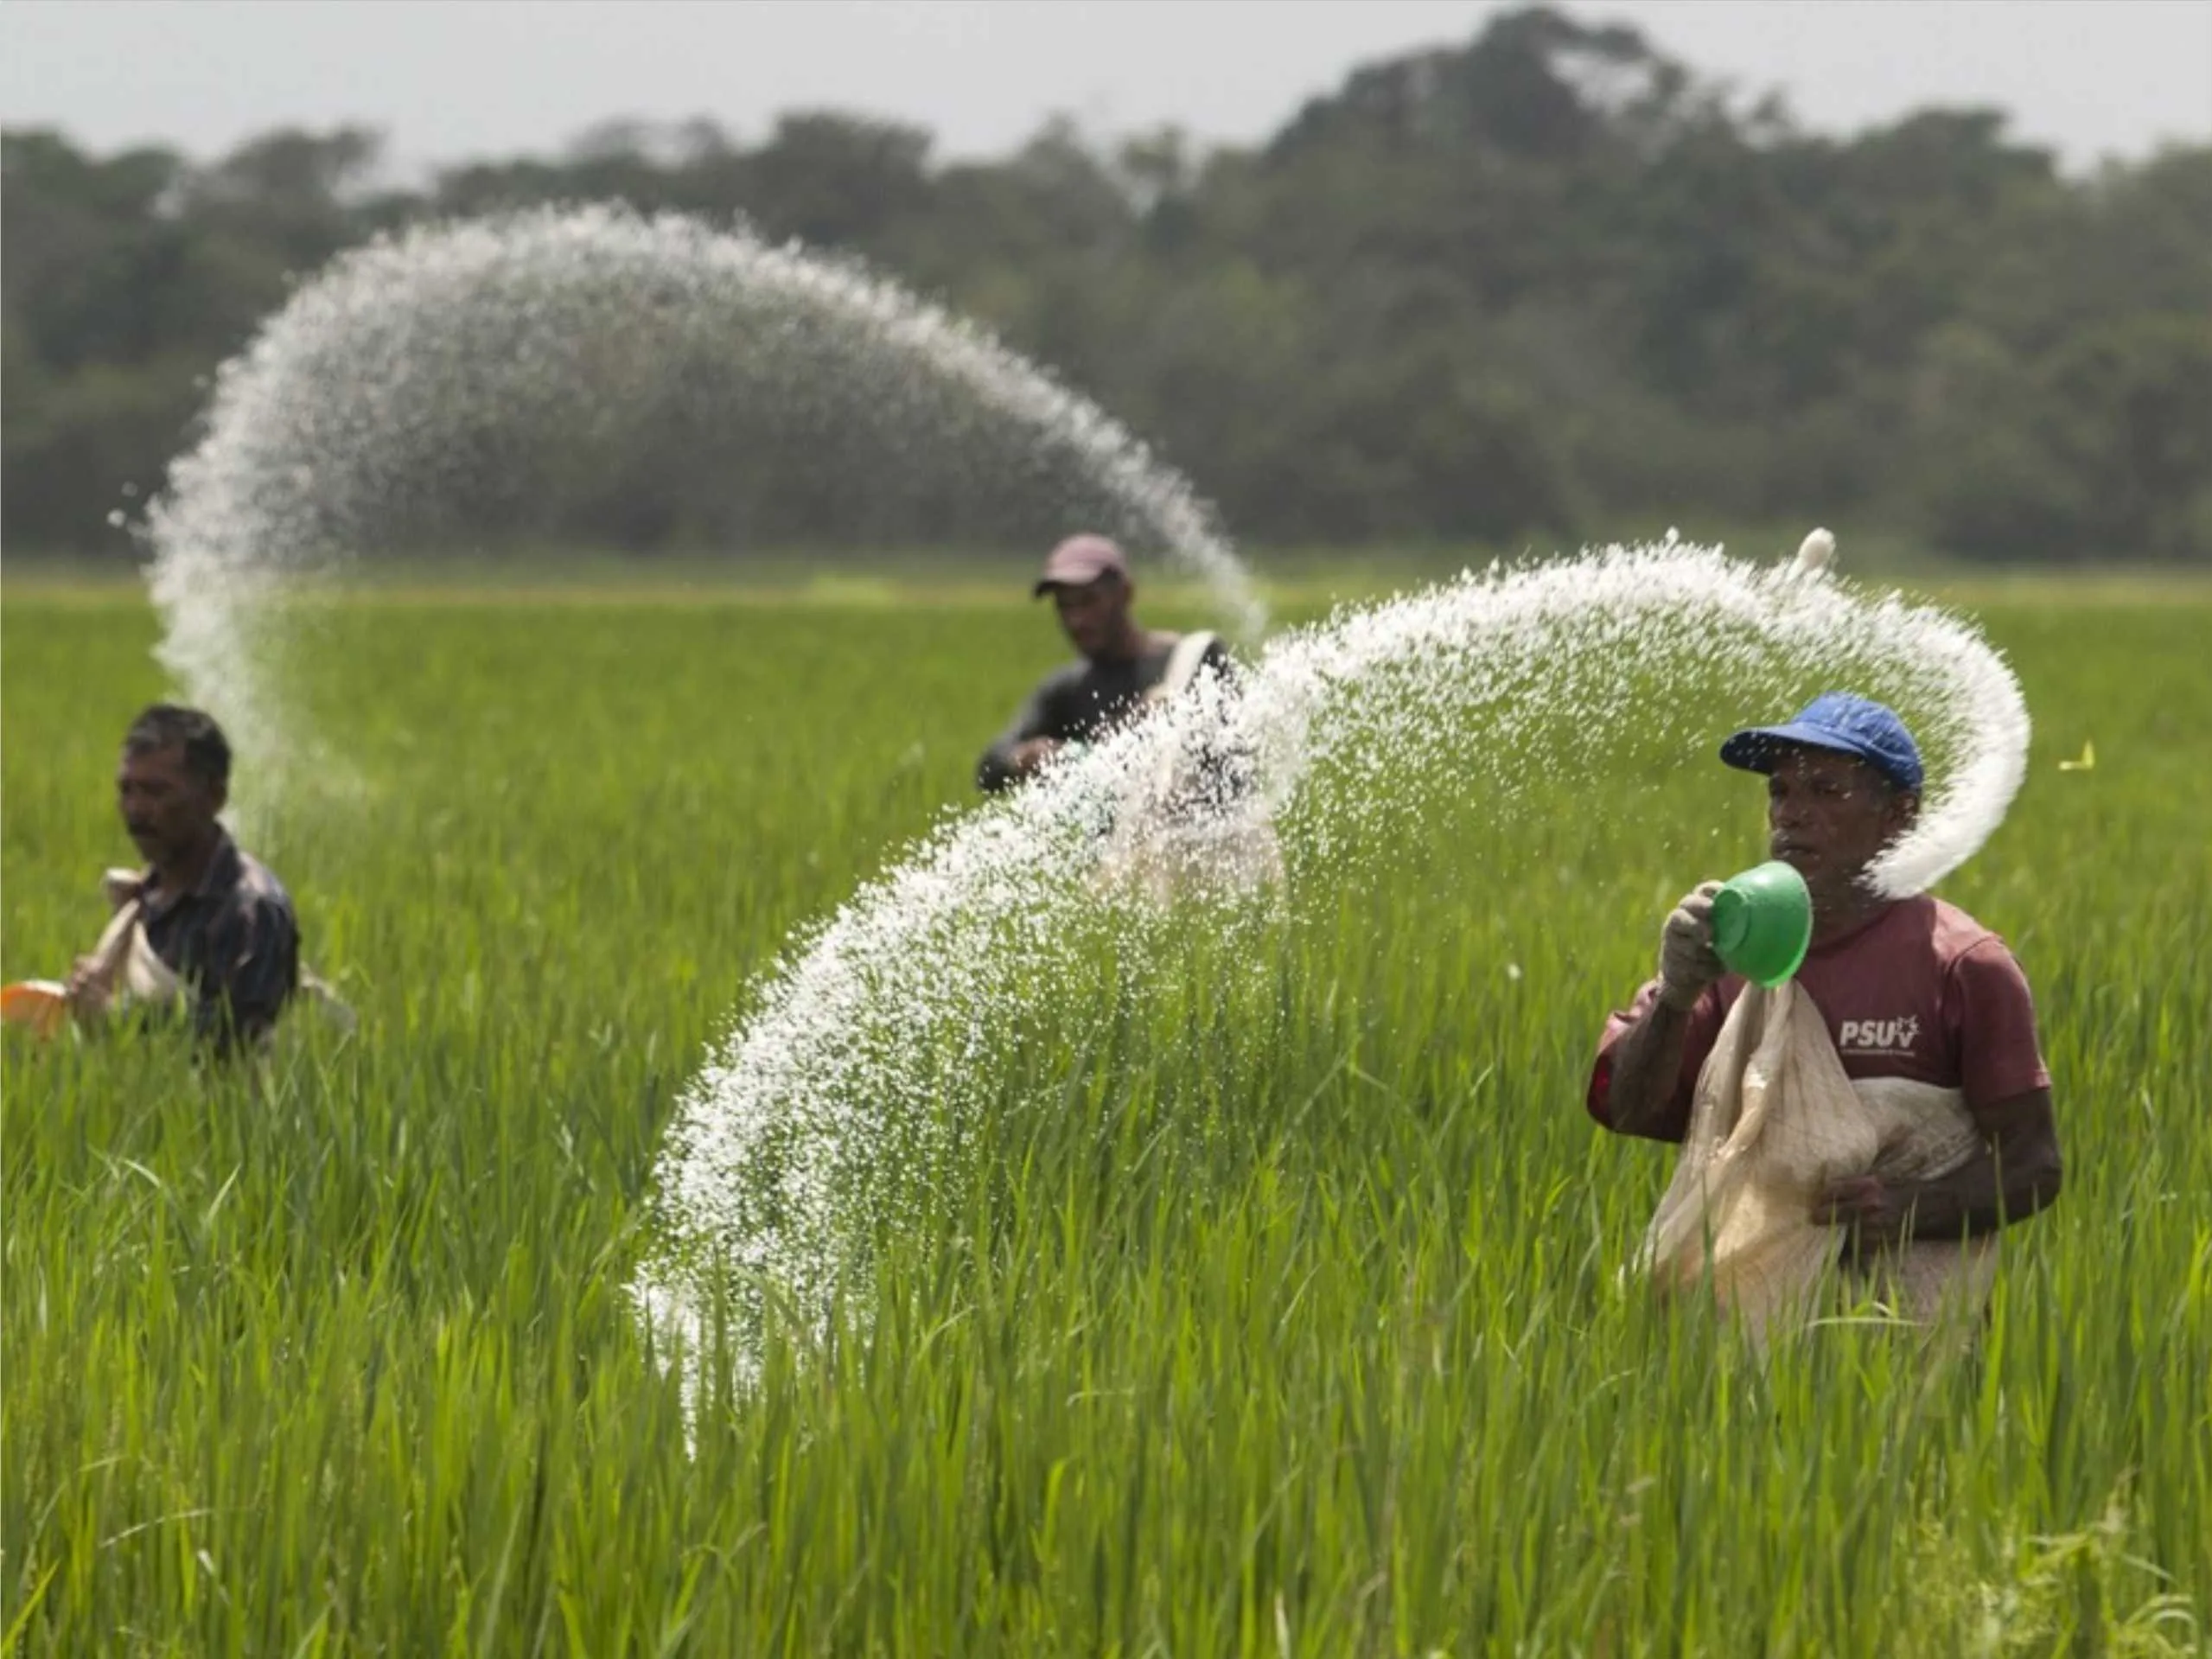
3,586,2206,1655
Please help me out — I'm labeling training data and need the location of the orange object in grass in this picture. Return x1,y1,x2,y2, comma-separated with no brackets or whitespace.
1,980,71,1038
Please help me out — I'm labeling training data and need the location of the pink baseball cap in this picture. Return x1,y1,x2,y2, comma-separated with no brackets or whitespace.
1033,533,1130,597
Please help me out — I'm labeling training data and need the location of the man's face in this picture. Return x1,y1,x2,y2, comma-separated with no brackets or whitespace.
118,743,222,868
1051,575,1131,660
1764,745,1916,891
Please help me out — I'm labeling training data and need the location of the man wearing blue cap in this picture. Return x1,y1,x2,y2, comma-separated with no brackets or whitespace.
1589,692,2062,1267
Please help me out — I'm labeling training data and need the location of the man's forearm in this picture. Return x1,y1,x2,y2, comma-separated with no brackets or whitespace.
979,727,1044,792
1603,997,1695,1140
1867,1140,2064,1246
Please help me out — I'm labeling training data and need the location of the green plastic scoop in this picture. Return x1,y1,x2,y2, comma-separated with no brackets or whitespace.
1710,859,1814,988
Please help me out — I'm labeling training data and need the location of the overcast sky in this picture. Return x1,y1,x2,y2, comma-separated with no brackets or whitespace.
4,1,2207,177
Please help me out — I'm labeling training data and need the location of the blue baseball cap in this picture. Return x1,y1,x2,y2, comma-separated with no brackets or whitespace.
1720,692,1924,794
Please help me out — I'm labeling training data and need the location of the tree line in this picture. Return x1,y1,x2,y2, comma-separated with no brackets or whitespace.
6,5,2209,564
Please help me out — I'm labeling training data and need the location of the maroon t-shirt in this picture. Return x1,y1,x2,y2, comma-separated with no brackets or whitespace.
1588,895,2052,1142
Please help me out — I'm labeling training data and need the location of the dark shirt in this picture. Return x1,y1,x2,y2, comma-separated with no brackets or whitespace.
137,830,301,1050
977,635,1236,793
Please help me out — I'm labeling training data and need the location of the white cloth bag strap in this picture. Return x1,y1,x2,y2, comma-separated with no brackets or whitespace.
1155,629,1218,703
88,895,185,1007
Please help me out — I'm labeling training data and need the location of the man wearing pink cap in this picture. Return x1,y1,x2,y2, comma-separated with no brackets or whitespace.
977,534,1234,793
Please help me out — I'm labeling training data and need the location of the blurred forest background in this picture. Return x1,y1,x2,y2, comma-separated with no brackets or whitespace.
7,5,2209,565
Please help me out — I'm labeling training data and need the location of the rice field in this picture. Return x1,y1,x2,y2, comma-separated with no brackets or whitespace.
3,576,2208,1656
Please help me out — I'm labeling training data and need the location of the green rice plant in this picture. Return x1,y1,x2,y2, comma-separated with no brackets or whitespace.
3,581,2205,1655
